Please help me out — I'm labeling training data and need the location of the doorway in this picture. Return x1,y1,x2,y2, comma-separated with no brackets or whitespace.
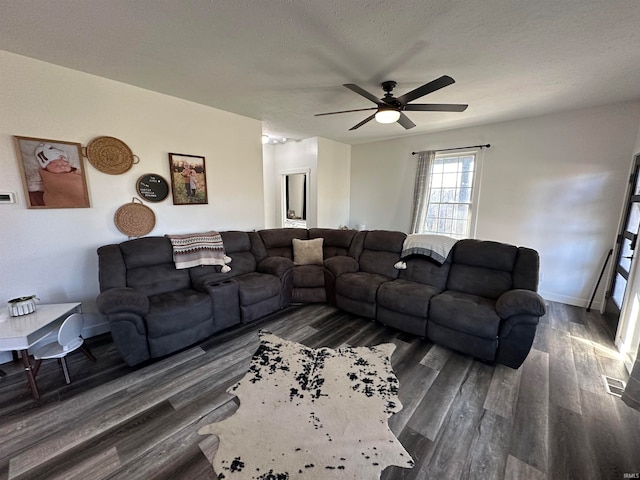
604,154,640,340
279,169,310,228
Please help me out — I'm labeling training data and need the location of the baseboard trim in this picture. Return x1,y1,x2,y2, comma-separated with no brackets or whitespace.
539,291,596,309
81,311,110,338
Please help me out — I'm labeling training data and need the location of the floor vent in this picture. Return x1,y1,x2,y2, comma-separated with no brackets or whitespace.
602,375,627,397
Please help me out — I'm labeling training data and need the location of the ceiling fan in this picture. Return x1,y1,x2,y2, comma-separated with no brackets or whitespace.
315,75,468,131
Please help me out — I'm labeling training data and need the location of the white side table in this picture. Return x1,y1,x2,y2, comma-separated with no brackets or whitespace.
0,303,81,399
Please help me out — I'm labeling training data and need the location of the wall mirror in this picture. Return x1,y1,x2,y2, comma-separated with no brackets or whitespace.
281,171,308,228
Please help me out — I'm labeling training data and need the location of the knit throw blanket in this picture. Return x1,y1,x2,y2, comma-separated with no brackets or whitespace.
395,233,457,269
166,231,232,271
198,332,414,479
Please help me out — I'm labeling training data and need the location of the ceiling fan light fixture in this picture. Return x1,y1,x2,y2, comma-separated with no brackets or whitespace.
375,108,400,124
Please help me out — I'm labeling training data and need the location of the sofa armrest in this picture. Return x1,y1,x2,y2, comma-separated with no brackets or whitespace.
496,289,546,319
257,256,294,278
96,287,150,316
324,255,359,278
107,311,150,365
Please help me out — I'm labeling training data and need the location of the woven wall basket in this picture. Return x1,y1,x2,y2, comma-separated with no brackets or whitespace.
114,198,156,237
85,136,139,174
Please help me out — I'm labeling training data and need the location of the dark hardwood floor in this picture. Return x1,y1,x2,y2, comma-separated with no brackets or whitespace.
0,301,639,479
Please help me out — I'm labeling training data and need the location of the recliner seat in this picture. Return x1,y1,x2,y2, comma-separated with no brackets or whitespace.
427,239,544,367
97,232,292,365
333,230,405,319
97,237,216,365
377,255,451,336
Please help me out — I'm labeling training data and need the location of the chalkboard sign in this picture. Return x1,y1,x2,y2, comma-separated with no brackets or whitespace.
136,174,169,202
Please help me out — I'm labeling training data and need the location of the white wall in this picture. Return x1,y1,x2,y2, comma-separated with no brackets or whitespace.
317,138,351,228
351,101,640,308
271,138,318,228
0,51,264,340
266,137,351,229
263,144,277,228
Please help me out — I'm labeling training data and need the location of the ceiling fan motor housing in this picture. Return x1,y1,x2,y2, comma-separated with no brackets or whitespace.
381,80,397,93
381,81,399,105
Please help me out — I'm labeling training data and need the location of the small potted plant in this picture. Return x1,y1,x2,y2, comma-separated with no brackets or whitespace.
7,295,38,317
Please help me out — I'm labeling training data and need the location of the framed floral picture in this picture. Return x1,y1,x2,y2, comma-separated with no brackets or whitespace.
168,153,208,205
14,136,90,208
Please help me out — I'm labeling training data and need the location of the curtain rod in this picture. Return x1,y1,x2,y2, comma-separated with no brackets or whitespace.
411,143,490,155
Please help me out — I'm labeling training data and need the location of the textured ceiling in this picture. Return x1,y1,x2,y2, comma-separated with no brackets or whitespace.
1,0,640,145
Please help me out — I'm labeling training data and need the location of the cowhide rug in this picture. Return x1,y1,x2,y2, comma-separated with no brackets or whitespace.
198,332,414,479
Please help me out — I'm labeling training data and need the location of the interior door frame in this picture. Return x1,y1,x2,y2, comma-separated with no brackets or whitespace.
608,153,640,371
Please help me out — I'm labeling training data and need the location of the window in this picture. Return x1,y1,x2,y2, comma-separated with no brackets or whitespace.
420,152,477,239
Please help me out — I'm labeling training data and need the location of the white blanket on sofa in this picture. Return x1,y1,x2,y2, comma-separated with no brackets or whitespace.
394,234,457,269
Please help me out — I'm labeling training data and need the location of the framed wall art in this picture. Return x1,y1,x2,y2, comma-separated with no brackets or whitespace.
168,153,208,205
14,136,90,209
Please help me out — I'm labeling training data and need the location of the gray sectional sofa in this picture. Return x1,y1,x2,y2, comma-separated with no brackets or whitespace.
96,228,545,368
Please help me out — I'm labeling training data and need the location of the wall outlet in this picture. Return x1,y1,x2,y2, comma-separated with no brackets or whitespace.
0,192,16,204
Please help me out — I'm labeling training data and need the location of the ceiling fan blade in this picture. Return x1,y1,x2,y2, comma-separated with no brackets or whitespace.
315,107,377,117
343,84,383,105
404,103,468,112
396,75,455,104
349,114,376,131
397,112,416,130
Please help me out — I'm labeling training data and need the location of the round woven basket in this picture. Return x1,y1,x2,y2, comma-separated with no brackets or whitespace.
114,198,156,237
86,136,138,174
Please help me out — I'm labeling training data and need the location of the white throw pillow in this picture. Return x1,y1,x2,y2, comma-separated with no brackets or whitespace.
293,238,324,265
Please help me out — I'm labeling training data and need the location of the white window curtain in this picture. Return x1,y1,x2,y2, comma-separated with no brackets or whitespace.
409,150,436,234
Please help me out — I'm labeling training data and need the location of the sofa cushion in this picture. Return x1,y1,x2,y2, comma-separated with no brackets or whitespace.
259,228,308,259
429,290,501,340
224,251,257,275
513,247,540,290
97,287,149,316
452,239,518,271
293,238,324,265
292,287,326,303
357,230,405,278
427,322,497,362
120,237,173,269
377,279,440,318
97,244,127,290
190,250,258,288
235,272,282,306
309,228,357,258
377,306,428,337
336,272,391,303
145,289,212,338
240,295,282,324
447,264,513,299
127,264,191,297
363,230,406,253
293,264,325,288
496,289,546,318
336,293,377,319
446,239,519,299
399,256,450,290
220,230,251,253
359,251,401,279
